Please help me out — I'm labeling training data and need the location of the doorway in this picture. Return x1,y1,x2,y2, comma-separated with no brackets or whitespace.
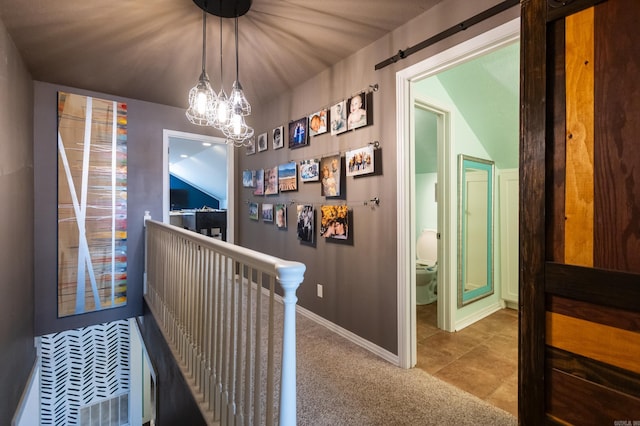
398,17,520,416
396,17,520,368
161,129,235,243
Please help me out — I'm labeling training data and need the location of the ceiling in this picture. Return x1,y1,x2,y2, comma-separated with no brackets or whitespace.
0,0,447,110
415,41,520,174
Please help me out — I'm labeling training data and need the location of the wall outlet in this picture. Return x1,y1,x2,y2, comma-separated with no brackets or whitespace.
317,284,323,298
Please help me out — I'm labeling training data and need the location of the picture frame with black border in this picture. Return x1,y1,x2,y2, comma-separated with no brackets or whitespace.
278,161,298,192
288,117,309,149
272,125,284,150
246,137,256,155
299,158,320,182
330,100,347,135
308,108,328,136
257,132,268,152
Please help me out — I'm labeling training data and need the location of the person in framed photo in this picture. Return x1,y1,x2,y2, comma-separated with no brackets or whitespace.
321,165,337,197
321,217,348,239
275,204,287,228
330,101,346,135
347,92,367,130
264,166,278,195
273,126,283,149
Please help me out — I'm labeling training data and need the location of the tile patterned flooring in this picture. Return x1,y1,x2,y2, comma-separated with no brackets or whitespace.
415,303,518,417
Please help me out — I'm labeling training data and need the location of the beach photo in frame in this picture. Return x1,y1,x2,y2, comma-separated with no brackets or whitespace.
254,169,265,196
330,100,347,135
296,204,314,244
272,125,284,150
257,132,268,152
320,154,342,197
278,162,297,192
262,203,274,222
242,170,256,187
249,202,259,221
346,145,375,177
275,204,287,229
347,91,367,130
264,166,279,195
308,108,328,137
288,117,308,149
299,158,320,182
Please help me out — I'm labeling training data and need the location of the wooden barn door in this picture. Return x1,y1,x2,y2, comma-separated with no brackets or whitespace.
520,0,640,423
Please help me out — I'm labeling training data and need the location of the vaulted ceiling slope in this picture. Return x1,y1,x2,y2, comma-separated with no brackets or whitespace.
0,0,447,109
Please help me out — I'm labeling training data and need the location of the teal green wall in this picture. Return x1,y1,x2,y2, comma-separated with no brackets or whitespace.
413,41,519,328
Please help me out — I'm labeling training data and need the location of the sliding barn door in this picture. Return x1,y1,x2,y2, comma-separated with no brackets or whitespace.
521,0,640,423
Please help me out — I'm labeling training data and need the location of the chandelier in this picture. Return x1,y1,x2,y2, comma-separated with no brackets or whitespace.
186,0,254,147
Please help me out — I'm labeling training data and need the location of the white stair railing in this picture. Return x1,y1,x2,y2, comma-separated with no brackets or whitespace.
144,218,305,425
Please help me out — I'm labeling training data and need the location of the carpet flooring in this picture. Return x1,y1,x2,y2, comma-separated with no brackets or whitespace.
295,311,517,425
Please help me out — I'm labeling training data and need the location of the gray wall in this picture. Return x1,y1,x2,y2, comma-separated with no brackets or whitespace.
33,81,219,335
237,0,518,353
0,18,36,423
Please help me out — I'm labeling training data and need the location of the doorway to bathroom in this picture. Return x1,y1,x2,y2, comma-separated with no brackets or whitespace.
396,16,520,416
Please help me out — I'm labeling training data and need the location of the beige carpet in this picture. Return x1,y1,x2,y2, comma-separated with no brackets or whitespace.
294,312,517,426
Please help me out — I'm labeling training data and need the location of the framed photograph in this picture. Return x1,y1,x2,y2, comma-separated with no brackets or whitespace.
320,154,342,197
262,203,274,222
346,145,375,176
257,132,268,152
299,158,320,182
278,162,297,192
308,108,328,137
249,202,259,221
347,91,367,130
330,100,347,135
246,137,256,155
272,125,284,150
296,204,314,244
242,170,256,187
275,204,287,229
264,166,279,195
253,169,264,196
288,117,308,149
320,205,349,240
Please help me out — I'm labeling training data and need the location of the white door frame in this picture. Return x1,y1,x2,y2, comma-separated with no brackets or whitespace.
162,129,235,244
395,18,520,369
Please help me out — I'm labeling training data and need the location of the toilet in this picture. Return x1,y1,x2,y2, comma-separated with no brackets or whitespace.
416,229,438,305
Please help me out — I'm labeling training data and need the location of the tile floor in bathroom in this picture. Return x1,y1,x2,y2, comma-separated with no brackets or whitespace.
415,303,518,417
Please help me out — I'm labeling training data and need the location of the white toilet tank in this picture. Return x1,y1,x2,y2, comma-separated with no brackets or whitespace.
417,229,437,266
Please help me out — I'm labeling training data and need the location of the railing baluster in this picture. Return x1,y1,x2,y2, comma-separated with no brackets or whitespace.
253,272,263,425
266,276,275,426
143,220,304,426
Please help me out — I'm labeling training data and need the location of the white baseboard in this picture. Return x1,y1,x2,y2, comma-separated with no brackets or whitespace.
295,304,400,366
454,302,503,331
12,354,40,426
261,285,400,366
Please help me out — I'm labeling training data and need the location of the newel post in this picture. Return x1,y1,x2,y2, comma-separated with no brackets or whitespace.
276,262,305,426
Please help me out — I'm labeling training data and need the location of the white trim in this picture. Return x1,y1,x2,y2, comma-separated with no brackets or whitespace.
396,18,520,370
454,301,503,331
162,129,235,244
296,304,400,365
11,355,40,426
261,286,400,366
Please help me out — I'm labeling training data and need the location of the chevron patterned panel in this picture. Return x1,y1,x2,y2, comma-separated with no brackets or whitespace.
40,320,130,425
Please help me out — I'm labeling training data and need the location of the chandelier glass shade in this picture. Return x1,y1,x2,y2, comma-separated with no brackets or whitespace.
185,11,217,126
